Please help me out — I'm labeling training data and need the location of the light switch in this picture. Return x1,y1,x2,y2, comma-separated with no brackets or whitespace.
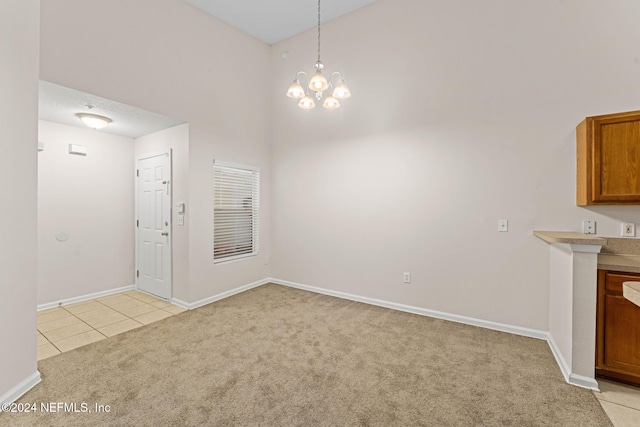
178,215,184,226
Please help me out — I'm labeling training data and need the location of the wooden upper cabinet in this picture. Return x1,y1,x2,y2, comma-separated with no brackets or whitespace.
577,110,640,205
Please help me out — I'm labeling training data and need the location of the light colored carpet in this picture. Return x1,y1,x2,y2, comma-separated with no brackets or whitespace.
2,283,611,426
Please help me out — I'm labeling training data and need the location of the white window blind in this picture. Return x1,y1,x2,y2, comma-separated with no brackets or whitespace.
213,160,259,263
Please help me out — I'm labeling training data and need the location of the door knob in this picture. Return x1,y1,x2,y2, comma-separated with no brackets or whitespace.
161,232,169,236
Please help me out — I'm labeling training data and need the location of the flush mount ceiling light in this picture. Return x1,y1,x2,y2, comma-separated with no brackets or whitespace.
76,112,112,129
286,0,351,110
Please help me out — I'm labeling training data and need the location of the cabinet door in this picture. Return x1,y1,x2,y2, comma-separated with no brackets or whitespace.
597,270,640,385
591,112,640,203
577,110,640,205
602,293,640,375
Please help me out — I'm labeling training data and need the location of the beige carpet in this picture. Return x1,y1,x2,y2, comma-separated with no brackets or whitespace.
2,284,611,426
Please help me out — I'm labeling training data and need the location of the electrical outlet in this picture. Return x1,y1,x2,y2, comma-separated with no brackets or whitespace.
498,219,508,232
264,256,269,265
582,220,596,234
622,223,636,237
403,272,411,284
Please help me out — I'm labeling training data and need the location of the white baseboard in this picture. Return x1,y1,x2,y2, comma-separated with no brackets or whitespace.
569,373,600,391
268,278,548,341
540,332,601,391
170,297,191,310
547,335,572,382
172,278,271,310
0,371,41,404
37,285,136,311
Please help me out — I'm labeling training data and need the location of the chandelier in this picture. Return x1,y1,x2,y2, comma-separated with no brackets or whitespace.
286,0,351,110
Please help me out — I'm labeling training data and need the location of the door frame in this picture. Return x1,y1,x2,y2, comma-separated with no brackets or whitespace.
135,150,173,300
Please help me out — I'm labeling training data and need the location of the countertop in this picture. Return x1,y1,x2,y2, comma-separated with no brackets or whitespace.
534,230,640,274
598,254,640,274
533,231,607,245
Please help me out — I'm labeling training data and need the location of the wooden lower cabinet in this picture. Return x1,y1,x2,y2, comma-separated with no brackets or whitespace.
596,270,640,386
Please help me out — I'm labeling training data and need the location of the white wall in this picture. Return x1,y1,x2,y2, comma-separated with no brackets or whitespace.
135,124,190,301
40,0,272,303
37,120,134,305
0,0,40,403
270,0,640,331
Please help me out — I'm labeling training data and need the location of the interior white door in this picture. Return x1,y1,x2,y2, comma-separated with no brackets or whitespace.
136,152,172,300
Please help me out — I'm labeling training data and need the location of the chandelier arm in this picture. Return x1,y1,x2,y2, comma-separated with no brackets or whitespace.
329,71,343,83
296,71,308,82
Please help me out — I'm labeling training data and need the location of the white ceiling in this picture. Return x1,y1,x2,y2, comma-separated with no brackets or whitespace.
39,81,184,139
183,0,377,45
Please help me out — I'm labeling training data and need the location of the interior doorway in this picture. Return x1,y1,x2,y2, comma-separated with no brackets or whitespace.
37,81,185,307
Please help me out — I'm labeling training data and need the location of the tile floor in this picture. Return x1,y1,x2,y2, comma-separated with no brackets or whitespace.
37,290,186,360
595,379,640,426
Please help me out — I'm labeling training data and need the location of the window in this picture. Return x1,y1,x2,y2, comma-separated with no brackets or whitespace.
213,160,259,263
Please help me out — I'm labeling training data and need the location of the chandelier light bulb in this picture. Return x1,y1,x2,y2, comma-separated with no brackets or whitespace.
287,80,305,99
332,81,351,99
298,94,316,110
323,95,340,110
309,70,329,92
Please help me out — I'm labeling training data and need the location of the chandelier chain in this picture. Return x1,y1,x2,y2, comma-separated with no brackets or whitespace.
317,0,321,64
